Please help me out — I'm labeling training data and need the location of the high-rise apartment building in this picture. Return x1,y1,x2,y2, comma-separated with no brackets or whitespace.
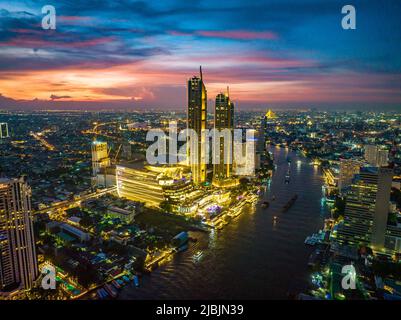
187,67,207,185
0,177,38,294
335,167,393,250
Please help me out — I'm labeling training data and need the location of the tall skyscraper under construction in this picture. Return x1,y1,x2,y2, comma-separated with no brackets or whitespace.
91,140,110,176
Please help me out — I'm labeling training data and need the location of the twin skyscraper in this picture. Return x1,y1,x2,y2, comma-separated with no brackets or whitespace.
187,67,235,186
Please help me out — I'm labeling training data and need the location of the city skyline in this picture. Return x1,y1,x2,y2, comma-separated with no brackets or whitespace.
1,0,401,305
0,1,401,110
0,106,400,301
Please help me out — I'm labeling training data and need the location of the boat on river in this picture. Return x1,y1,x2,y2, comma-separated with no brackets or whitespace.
282,194,298,212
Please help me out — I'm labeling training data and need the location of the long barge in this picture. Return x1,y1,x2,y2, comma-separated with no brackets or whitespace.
282,194,298,212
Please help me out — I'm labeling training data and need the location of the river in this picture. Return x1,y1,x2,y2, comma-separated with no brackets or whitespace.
119,146,329,299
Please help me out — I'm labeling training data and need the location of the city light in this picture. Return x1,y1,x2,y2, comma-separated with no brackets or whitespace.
0,0,400,308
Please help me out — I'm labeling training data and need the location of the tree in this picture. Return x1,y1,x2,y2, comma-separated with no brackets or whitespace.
159,200,172,213
332,196,346,219
79,215,93,228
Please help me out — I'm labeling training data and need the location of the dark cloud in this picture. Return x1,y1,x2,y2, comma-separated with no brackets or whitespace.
50,94,72,100
0,0,400,109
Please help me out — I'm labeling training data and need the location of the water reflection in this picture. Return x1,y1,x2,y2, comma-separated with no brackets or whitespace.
119,147,329,300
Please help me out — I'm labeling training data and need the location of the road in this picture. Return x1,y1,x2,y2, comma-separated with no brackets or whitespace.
34,186,117,215
30,131,56,151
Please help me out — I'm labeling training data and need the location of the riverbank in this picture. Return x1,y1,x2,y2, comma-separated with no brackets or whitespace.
115,147,328,299
80,191,261,299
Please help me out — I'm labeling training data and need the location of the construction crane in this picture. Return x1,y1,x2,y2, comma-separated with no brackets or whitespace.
104,143,122,164
114,144,122,163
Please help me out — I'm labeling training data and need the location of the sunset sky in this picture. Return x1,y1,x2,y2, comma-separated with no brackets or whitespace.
0,0,400,110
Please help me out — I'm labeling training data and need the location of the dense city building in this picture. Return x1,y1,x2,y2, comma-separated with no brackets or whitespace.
0,107,400,301
1,0,401,305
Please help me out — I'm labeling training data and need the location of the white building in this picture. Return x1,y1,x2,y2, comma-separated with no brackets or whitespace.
364,144,388,167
